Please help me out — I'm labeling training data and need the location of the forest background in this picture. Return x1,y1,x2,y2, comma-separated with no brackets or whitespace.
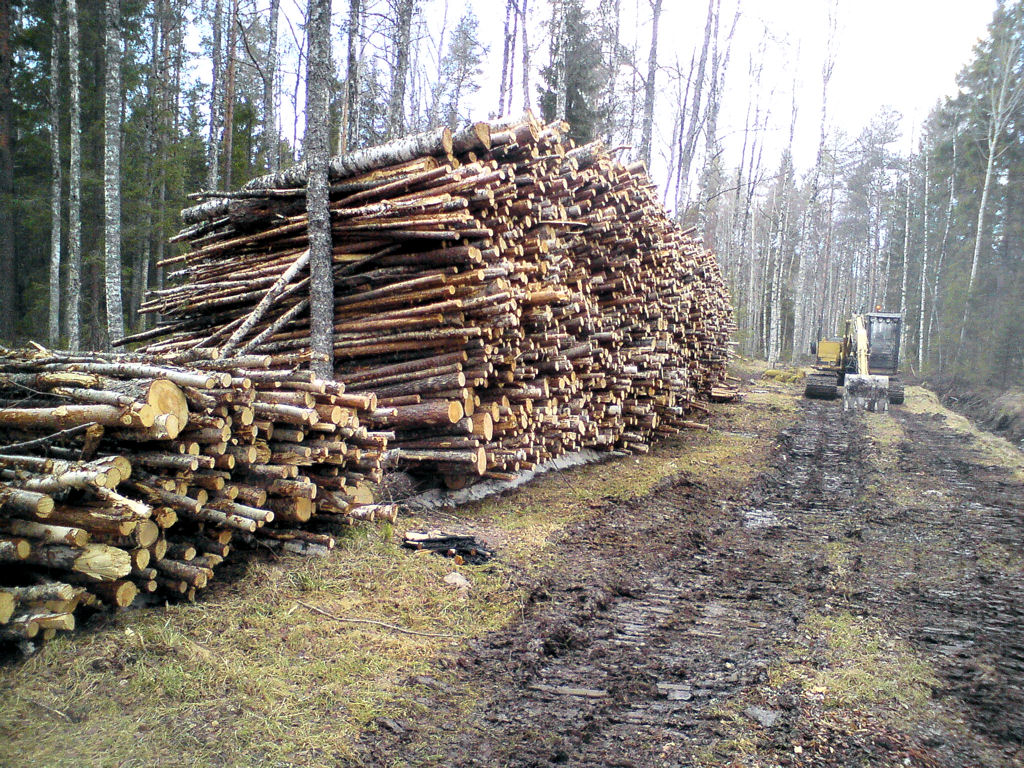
1,0,1022,386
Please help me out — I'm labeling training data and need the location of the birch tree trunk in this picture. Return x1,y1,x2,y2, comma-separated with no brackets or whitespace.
344,0,361,152
958,32,1024,359
899,169,911,344
66,0,82,349
638,0,662,169
104,0,124,346
305,0,334,379
0,0,14,341
206,0,224,191
48,0,63,345
928,134,957,367
386,0,415,139
263,0,279,173
918,150,929,370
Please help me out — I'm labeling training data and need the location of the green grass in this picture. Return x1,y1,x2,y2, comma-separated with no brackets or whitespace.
770,611,939,716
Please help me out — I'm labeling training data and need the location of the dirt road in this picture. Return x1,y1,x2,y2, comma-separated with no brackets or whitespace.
361,387,1024,767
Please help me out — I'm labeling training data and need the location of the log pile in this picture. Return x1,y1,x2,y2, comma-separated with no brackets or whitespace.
0,347,393,642
133,113,734,489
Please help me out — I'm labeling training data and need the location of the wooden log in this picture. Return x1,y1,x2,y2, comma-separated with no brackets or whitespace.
24,544,132,581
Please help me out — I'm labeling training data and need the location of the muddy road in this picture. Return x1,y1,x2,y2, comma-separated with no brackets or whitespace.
361,388,1024,767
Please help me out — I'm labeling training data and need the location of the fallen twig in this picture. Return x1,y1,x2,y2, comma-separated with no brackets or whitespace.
296,600,460,639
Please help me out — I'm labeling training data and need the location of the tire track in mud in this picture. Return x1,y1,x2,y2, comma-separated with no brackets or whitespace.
361,398,1024,767
853,409,1024,750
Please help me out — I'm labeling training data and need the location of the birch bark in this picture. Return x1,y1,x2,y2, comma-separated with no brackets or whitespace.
104,0,124,345
66,0,82,349
48,1,63,344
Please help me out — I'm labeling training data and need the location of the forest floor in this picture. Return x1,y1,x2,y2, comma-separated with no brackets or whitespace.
2,362,1023,767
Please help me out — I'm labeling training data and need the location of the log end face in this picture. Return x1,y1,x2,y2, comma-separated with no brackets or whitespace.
447,400,464,424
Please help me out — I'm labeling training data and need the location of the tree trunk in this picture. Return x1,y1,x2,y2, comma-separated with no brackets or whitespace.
520,0,530,111
48,0,63,345
677,0,715,207
899,169,911,356
918,150,929,370
104,0,124,346
206,0,224,191
222,0,238,190
66,0,82,349
697,0,736,235
497,0,513,117
306,0,334,379
343,0,360,152
929,132,957,368
503,3,517,119
0,0,15,342
386,0,414,140
958,32,1024,361
263,0,279,173
958,129,996,358
553,0,566,119
638,0,662,169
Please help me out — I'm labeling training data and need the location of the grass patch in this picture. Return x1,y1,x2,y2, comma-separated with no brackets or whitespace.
771,611,939,717
904,386,1024,481
763,367,805,384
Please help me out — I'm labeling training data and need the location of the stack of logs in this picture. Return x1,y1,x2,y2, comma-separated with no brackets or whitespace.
130,113,734,488
0,347,394,643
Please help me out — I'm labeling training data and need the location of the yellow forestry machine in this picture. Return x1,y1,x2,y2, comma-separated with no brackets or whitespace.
804,312,904,410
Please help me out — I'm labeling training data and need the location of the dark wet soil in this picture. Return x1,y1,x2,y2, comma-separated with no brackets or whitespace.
359,396,1024,767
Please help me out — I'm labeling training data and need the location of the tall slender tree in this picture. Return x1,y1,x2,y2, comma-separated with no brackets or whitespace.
221,0,238,189
104,0,124,345
207,0,224,190
520,0,530,111
66,0,82,349
344,0,362,151
49,0,64,345
957,5,1024,357
306,0,334,379
638,0,662,168
0,0,14,341
497,0,513,116
386,0,415,139
263,0,280,172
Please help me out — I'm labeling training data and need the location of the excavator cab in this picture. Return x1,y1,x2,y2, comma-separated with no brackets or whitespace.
865,313,901,375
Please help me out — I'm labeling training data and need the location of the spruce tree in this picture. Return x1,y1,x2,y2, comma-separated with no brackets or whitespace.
538,0,607,144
